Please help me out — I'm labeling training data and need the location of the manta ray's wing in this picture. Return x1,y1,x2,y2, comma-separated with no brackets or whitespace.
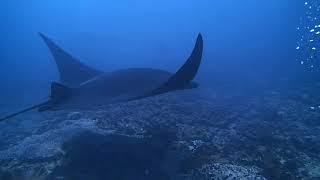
147,33,203,96
39,33,102,87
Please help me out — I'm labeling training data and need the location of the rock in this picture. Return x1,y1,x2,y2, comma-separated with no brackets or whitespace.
0,88,320,179
190,163,266,180
48,129,182,179
306,163,320,178
67,112,82,120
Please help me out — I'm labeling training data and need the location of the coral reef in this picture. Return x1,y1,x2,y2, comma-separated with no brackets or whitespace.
0,87,320,179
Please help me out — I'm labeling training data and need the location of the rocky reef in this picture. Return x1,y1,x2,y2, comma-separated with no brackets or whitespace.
0,87,320,179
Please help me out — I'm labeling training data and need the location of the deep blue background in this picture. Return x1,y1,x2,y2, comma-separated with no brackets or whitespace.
0,0,302,105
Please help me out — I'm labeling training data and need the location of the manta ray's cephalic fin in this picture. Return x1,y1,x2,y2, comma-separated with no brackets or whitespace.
148,33,203,96
39,33,102,87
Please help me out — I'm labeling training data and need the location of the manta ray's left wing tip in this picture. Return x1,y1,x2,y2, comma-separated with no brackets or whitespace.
39,33,102,87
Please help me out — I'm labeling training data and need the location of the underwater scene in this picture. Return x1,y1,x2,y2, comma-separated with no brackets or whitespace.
0,0,319,179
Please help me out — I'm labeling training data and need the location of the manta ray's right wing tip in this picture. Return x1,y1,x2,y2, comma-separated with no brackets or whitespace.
196,33,203,49
145,33,204,96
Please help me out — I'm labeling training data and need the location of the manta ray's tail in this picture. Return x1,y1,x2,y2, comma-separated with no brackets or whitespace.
0,101,49,122
0,82,71,122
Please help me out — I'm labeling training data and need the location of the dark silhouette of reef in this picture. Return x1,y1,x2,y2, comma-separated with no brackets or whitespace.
1,85,320,179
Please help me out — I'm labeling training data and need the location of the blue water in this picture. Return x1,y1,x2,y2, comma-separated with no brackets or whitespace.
0,0,302,104
2,1,319,179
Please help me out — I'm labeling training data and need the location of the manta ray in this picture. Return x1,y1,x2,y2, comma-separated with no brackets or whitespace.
0,33,203,121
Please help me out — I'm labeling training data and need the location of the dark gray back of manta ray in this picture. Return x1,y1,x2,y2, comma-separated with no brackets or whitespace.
40,33,203,104
0,33,203,121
